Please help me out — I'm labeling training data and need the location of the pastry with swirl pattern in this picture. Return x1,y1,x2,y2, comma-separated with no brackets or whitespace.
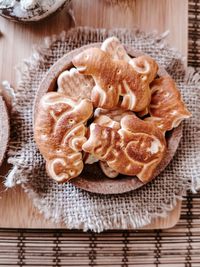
145,76,191,132
94,107,133,127
85,108,133,178
82,114,166,183
72,46,158,112
101,36,157,83
101,36,158,115
34,92,93,183
57,67,94,100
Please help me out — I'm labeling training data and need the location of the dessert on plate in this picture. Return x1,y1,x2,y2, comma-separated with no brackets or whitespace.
34,36,191,193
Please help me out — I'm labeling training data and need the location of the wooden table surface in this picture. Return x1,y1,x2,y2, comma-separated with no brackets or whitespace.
0,0,188,229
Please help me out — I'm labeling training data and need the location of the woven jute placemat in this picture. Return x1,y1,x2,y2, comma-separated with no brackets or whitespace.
4,27,200,232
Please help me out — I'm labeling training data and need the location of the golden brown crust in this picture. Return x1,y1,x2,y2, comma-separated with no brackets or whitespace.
101,36,158,83
72,47,158,112
34,37,190,187
32,39,188,193
101,37,158,80
82,114,166,183
101,36,130,61
101,36,158,116
99,161,119,178
145,76,191,132
57,68,95,100
84,153,99,164
34,92,93,183
94,107,133,123
83,113,120,177
93,108,133,178
94,114,121,130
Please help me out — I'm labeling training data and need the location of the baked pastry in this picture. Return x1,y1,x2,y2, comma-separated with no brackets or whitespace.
94,114,121,130
56,68,95,170
33,37,190,191
57,66,96,168
84,114,119,167
82,114,166,183
83,113,118,172
101,36,158,115
145,76,191,132
101,36,131,61
84,153,99,165
92,113,120,178
101,36,157,83
72,47,157,112
34,92,93,183
99,161,119,179
94,107,133,124
89,108,132,178
93,108,134,178
57,67,94,100
93,114,120,178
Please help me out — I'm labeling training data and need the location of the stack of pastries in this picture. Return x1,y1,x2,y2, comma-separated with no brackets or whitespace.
34,37,191,184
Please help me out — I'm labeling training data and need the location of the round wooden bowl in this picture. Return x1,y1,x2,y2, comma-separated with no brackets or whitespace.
0,96,9,167
33,43,183,194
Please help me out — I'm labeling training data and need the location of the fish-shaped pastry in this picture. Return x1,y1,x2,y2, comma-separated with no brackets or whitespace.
72,45,158,112
145,76,191,132
82,114,166,183
34,92,93,183
101,36,157,83
101,36,158,115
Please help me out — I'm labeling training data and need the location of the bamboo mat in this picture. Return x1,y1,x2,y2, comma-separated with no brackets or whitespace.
0,195,200,267
0,1,199,266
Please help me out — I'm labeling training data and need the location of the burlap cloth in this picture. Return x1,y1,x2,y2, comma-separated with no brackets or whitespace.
4,27,200,232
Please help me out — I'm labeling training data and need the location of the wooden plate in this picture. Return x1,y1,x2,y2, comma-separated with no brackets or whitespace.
0,96,9,166
33,43,183,194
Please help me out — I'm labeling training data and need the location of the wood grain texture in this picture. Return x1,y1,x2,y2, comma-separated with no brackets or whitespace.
0,182,182,229
73,0,188,59
0,0,188,229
